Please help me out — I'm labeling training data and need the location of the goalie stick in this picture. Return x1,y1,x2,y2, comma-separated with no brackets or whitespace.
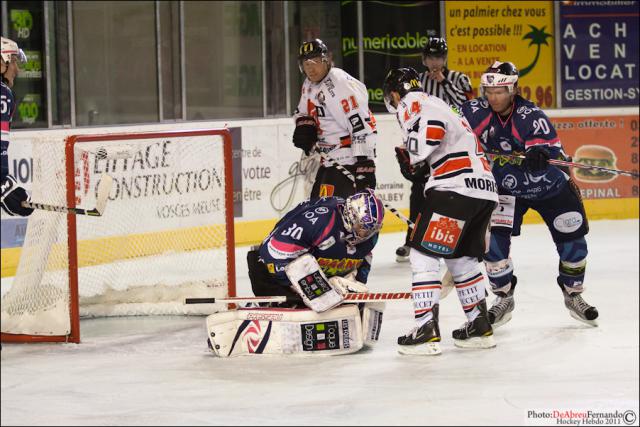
21,173,113,216
186,292,416,305
485,152,639,178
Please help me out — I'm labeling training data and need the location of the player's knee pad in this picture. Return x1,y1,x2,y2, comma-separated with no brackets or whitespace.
556,238,588,291
205,304,364,357
484,228,512,263
443,256,482,282
409,250,441,283
484,258,515,295
444,257,487,307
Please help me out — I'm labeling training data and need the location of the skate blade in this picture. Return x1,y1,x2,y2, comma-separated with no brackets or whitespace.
395,255,410,263
398,342,442,356
453,335,496,349
491,312,513,329
569,310,598,327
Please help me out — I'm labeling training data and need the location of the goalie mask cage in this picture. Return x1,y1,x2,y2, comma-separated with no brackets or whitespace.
1,129,236,343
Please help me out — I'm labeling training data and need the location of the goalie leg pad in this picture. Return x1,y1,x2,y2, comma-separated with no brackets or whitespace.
285,254,344,312
206,305,363,357
361,302,385,347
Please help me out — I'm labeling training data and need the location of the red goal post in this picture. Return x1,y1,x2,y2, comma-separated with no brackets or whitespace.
1,129,236,343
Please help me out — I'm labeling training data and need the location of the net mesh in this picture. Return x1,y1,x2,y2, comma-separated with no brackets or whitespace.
2,131,233,337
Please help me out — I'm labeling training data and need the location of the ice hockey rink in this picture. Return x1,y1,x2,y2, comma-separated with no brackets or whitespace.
1,219,638,426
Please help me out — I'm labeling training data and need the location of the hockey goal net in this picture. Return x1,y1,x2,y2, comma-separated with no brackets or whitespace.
1,129,235,343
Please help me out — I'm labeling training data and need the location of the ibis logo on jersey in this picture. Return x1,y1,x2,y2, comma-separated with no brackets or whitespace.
317,257,363,276
421,214,465,255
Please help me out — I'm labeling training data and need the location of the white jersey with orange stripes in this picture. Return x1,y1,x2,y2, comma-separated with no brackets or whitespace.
397,91,498,203
294,67,377,166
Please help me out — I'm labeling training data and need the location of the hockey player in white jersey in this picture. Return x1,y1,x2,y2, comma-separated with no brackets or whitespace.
383,68,499,355
292,39,378,199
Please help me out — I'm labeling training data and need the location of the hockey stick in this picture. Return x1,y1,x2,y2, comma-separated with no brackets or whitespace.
186,292,416,305
21,173,113,216
485,152,639,178
316,150,415,229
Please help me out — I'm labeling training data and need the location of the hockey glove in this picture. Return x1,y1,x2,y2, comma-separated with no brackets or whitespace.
353,157,376,191
524,146,550,172
292,116,318,155
394,147,429,183
1,175,34,217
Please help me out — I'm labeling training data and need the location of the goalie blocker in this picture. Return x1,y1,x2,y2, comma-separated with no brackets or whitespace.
206,303,384,357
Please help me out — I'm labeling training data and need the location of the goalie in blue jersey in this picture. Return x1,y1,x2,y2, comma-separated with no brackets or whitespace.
205,189,387,357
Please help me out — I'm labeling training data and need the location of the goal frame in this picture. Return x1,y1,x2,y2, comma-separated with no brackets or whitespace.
1,129,236,343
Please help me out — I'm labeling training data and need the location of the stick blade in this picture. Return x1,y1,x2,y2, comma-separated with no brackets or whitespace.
94,173,113,215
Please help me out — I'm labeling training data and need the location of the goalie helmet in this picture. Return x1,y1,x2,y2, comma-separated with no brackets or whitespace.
382,67,422,113
298,39,330,74
480,61,519,96
422,37,448,58
342,189,384,245
1,37,27,65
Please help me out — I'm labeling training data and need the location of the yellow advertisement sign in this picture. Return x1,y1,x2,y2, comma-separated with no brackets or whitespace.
445,1,556,108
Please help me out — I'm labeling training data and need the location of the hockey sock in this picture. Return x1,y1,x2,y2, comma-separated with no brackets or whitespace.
454,270,487,322
411,274,441,327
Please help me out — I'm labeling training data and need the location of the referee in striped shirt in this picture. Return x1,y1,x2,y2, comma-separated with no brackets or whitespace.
420,37,472,109
395,37,474,262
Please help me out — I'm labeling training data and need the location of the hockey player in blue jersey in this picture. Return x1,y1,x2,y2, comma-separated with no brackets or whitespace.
1,37,33,217
461,61,598,328
248,189,384,311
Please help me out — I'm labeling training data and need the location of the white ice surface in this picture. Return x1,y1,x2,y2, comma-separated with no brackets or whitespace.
1,219,639,426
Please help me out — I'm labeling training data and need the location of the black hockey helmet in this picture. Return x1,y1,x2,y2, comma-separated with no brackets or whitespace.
422,37,448,58
298,39,330,74
480,61,519,95
382,67,422,113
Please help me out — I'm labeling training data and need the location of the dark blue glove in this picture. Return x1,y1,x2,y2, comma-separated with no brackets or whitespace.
1,175,34,217
524,146,550,172
292,116,318,155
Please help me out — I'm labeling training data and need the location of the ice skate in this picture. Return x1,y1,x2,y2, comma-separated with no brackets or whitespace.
488,276,517,329
559,281,598,327
398,305,441,355
452,301,496,349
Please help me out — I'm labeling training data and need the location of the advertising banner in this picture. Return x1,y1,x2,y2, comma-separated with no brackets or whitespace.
6,1,47,128
445,1,556,107
550,115,639,199
559,1,639,107
340,1,441,112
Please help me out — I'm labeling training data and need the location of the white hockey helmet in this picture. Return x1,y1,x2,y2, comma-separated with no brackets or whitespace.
480,61,519,96
1,37,27,65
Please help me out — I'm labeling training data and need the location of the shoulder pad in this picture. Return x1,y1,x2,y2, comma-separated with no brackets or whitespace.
461,98,491,124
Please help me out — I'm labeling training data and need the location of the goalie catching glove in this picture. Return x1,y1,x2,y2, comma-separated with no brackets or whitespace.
1,175,34,217
292,116,318,155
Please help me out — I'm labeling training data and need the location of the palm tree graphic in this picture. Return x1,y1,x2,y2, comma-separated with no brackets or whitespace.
519,25,553,78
